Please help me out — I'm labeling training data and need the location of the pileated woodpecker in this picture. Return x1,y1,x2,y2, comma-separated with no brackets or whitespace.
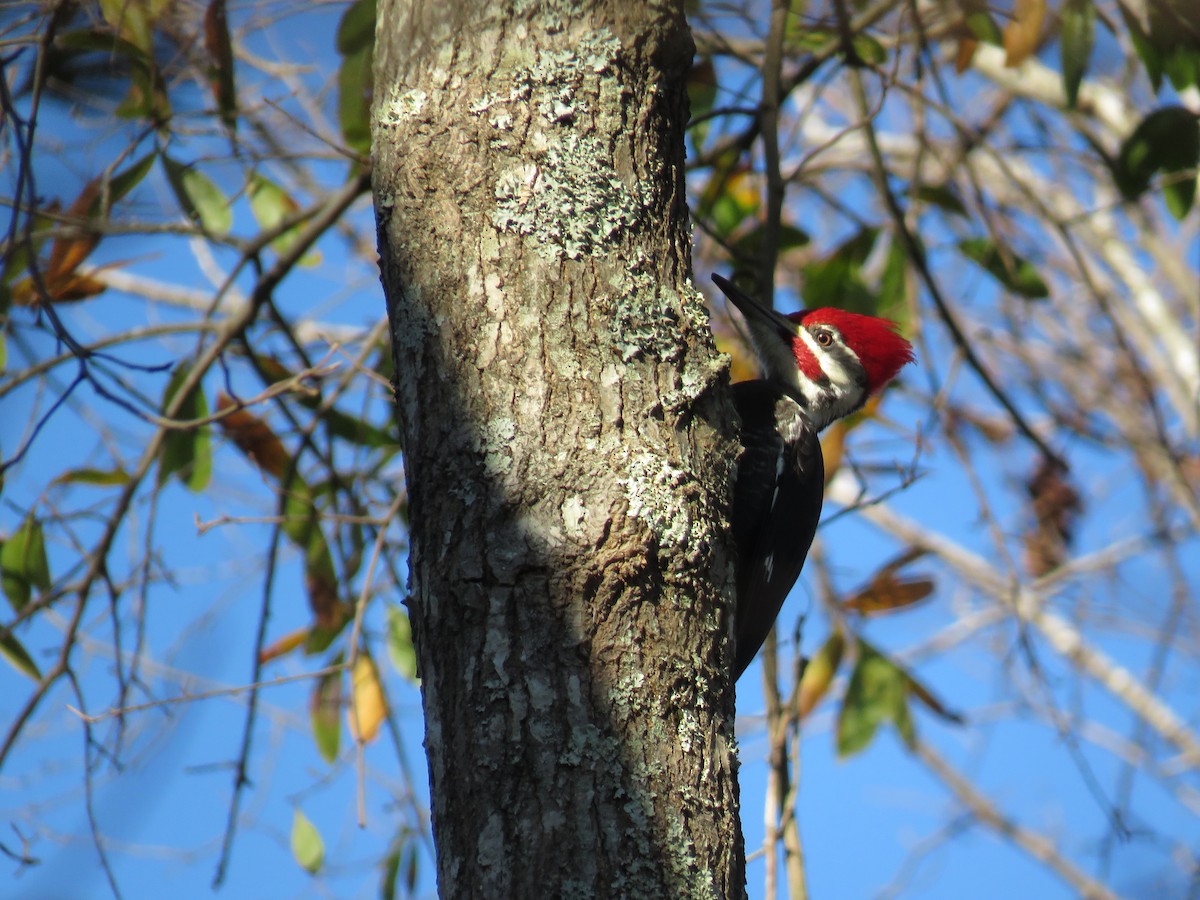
712,273,914,680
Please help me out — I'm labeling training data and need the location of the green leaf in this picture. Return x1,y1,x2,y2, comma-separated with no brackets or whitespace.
337,0,377,55
247,174,317,262
402,842,420,893
99,0,154,54
253,357,390,448
914,183,967,217
837,641,916,757
305,534,337,604
1114,106,1200,218
731,223,811,260
958,237,1050,299
325,409,392,448
687,58,717,148
248,174,293,232
0,631,42,681
387,605,419,684
281,480,349,651
304,622,345,656
338,47,373,155
116,56,171,125
163,155,231,234
1163,43,1200,93
963,10,1002,45
849,33,887,65
1164,168,1199,220
110,152,157,205
783,26,886,65
336,0,372,154
380,839,420,899
291,809,325,875
877,239,909,327
1,516,51,612
310,661,343,763
706,171,759,240
158,365,213,491
56,26,146,63
282,478,320,547
52,467,131,487
1119,4,1163,91
801,227,880,313
1060,0,1094,108
1149,1,1200,92
381,849,400,900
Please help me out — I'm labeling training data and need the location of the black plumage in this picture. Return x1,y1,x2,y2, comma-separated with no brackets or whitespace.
730,380,824,680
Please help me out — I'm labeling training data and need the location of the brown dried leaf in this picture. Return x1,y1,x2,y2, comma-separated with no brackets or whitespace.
46,178,103,281
843,548,933,616
259,626,310,663
905,669,965,725
204,0,237,130
215,392,289,479
844,577,934,616
955,36,979,73
47,271,108,302
305,561,345,632
1023,459,1081,576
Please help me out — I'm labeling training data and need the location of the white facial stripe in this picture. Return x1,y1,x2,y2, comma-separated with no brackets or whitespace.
790,326,829,408
796,323,867,430
799,326,859,389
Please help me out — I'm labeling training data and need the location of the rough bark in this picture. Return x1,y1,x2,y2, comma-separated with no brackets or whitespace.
371,0,744,896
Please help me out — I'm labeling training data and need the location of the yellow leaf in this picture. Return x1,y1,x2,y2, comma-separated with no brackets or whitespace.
797,630,845,719
349,654,386,742
259,627,309,663
821,422,846,485
1003,0,1046,67
714,332,758,384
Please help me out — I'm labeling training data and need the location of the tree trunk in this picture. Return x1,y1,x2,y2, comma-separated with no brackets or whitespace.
372,1,744,895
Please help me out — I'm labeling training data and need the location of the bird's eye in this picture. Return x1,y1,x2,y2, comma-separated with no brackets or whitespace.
815,330,834,347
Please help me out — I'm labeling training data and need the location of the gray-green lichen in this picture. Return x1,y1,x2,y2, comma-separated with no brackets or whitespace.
679,278,715,340
481,28,645,260
621,451,692,547
378,85,430,125
663,813,720,900
675,706,704,755
492,134,644,260
608,252,685,362
505,31,622,116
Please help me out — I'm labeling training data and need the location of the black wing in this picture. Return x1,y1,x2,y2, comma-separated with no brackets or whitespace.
730,380,824,680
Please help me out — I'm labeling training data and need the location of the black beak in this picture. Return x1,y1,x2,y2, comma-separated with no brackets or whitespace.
711,273,796,340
